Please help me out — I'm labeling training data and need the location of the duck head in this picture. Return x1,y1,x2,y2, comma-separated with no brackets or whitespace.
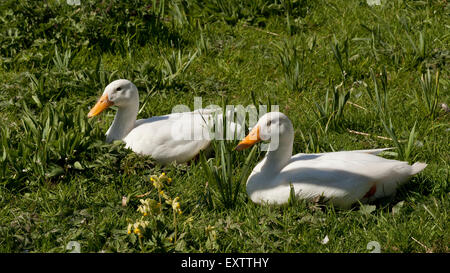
235,112,292,151
87,79,139,118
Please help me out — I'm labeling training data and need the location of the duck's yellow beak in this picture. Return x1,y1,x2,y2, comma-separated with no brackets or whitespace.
235,125,261,151
87,94,114,118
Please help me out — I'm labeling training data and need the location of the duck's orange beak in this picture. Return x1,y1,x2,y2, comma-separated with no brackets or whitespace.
235,125,261,151
87,94,114,118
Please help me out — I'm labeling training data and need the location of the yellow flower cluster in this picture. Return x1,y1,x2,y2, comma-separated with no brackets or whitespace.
127,220,149,238
170,196,182,215
150,172,172,192
137,198,161,216
150,172,182,216
127,173,183,242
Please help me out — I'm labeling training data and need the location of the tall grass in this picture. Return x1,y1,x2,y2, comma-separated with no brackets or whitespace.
161,49,198,85
314,84,350,131
416,69,440,120
0,101,126,189
274,38,306,92
200,142,257,209
199,104,259,209
330,37,350,82
367,68,418,162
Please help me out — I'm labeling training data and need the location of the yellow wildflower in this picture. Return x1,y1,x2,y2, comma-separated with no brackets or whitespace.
139,220,149,228
130,219,150,237
138,198,161,215
205,225,217,240
159,190,170,201
171,196,182,215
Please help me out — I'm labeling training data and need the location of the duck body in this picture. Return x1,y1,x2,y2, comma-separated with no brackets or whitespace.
89,79,242,164
247,149,427,208
120,110,232,164
236,112,427,209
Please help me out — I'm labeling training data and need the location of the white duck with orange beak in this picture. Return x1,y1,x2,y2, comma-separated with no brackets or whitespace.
235,112,427,209
88,79,241,164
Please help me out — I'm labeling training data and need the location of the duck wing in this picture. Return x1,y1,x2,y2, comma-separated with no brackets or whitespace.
124,109,242,164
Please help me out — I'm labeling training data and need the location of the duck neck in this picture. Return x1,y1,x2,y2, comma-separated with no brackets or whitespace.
260,123,294,174
106,103,138,143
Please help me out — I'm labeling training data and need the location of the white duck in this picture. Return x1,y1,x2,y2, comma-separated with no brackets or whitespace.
88,79,241,164
235,112,427,208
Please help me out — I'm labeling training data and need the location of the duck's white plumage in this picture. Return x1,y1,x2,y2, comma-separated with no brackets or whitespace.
121,109,238,164
88,79,242,164
236,112,427,208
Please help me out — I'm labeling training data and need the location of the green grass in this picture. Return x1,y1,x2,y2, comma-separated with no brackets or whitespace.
0,0,449,253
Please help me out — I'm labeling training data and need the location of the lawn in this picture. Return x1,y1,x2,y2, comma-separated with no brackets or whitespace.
0,0,448,253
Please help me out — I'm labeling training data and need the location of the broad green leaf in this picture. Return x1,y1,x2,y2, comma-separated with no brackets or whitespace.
46,164,64,178
73,161,84,170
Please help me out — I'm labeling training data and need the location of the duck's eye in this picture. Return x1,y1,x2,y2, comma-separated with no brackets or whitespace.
266,120,272,127
116,87,122,92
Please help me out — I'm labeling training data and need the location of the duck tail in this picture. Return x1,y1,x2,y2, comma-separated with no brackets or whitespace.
410,162,428,175
348,147,394,155
372,162,427,199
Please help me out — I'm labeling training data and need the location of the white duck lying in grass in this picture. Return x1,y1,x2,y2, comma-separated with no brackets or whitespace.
235,112,427,209
88,79,241,165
